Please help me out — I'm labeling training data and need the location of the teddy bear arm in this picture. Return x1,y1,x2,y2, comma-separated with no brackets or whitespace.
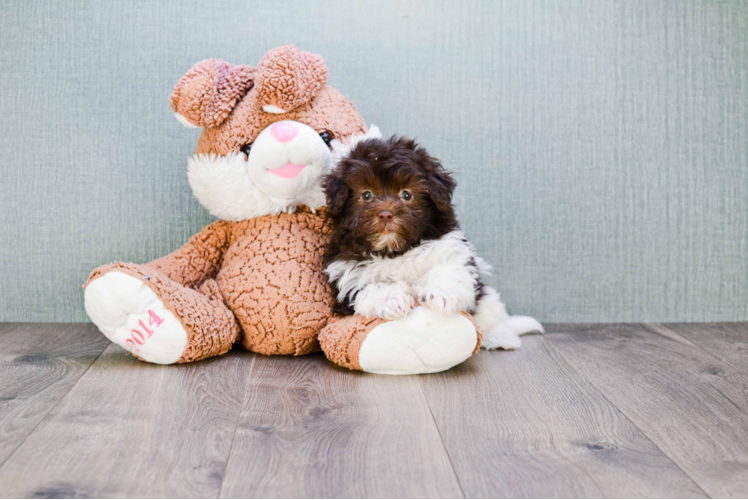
146,221,231,288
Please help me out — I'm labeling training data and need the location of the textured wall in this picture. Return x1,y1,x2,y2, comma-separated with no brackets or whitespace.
1,0,746,322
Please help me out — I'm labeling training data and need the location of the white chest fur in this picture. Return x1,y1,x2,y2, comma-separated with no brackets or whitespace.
326,230,488,304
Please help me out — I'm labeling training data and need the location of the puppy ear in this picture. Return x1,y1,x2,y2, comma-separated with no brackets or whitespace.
421,155,456,214
323,168,351,218
170,59,255,128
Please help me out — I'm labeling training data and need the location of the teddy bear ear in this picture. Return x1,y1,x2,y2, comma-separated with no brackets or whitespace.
170,59,255,128
255,45,329,114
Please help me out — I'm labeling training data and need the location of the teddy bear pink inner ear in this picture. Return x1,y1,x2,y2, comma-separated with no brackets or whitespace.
170,59,255,128
255,46,329,114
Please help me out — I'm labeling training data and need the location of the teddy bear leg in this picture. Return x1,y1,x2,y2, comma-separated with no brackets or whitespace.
319,306,481,375
84,263,241,364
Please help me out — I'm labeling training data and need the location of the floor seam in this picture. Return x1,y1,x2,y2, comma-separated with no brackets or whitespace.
545,326,712,499
417,376,467,499
216,353,256,499
646,323,748,404
655,323,748,378
0,337,110,472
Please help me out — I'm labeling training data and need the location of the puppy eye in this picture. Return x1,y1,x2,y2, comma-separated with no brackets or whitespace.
400,190,412,201
362,191,373,201
319,132,333,147
241,144,252,159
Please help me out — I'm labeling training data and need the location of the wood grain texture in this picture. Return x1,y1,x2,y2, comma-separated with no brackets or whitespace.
219,353,463,499
668,323,748,374
4,323,748,498
0,343,252,499
419,335,705,498
547,323,748,498
0,323,109,467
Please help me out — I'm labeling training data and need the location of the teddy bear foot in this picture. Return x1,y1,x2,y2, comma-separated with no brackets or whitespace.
319,306,479,375
85,271,189,364
85,263,241,364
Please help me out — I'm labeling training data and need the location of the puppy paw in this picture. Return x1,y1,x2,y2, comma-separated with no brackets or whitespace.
421,288,468,315
482,323,522,350
355,282,415,320
377,295,415,320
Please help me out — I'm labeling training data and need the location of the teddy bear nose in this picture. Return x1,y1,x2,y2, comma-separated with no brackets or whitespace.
270,122,298,143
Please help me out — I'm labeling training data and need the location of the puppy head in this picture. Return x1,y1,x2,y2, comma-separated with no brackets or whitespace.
324,136,458,258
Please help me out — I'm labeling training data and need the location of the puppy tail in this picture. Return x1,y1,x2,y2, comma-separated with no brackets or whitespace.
505,315,545,336
473,286,544,350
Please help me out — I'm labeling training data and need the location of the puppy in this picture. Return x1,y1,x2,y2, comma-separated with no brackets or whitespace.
322,136,543,349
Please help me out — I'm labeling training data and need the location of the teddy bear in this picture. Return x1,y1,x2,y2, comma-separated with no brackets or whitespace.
83,45,482,375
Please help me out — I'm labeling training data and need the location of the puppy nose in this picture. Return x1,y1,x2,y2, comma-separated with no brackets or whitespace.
270,122,297,143
378,210,393,222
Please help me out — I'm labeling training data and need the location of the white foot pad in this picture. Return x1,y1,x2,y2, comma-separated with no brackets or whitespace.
85,272,188,364
358,306,478,375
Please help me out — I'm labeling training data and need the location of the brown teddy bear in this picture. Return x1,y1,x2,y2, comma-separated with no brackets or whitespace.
84,46,482,374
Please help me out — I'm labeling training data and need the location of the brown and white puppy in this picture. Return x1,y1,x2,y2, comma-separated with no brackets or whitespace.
323,137,543,349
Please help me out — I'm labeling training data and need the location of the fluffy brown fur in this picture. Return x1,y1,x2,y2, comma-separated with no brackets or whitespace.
323,136,478,315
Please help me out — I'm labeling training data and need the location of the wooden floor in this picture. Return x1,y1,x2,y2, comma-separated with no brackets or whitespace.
0,323,747,498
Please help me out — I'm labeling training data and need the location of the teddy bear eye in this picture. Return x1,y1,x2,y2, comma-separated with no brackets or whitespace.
362,190,373,201
241,144,252,158
400,190,412,201
319,132,333,146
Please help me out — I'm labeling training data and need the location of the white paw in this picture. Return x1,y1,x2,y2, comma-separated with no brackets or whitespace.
481,323,522,350
84,272,188,364
420,287,467,314
360,294,414,320
355,282,415,320
358,306,478,375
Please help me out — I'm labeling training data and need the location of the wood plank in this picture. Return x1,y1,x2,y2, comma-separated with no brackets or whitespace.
0,343,252,498
668,323,748,374
0,323,109,467
219,353,463,499
547,323,748,498
419,335,706,498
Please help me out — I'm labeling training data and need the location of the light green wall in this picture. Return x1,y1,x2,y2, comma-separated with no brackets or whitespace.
1,0,746,322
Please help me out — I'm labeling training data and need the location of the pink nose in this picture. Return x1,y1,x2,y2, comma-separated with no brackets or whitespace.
270,122,297,143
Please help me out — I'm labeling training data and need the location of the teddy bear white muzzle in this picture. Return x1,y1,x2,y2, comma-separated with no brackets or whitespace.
186,120,332,221
246,120,332,202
